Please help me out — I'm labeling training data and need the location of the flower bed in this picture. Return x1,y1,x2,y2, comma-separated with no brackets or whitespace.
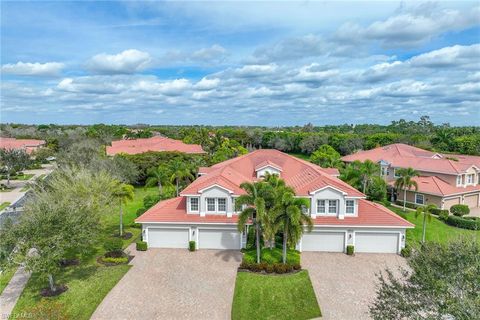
239,261,301,274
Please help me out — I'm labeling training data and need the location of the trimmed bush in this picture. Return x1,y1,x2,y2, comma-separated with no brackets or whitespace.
395,201,418,209
346,245,354,255
103,238,123,253
439,210,450,221
401,246,412,258
445,215,480,230
431,208,449,217
189,240,196,252
136,241,147,251
265,265,274,273
450,204,470,217
102,256,128,264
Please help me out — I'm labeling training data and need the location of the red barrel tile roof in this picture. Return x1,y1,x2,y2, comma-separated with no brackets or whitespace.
106,136,205,155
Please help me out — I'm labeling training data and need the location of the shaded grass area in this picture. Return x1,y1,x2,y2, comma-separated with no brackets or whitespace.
232,270,321,320
0,268,16,295
287,152,310,161
12,186,157,319
242,247,300,265
388,205,479,246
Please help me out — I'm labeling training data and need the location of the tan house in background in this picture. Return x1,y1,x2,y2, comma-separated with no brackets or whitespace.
342,143,480,210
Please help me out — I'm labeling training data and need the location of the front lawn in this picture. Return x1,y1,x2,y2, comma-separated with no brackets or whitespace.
232,270,321,320
0,268,16,294
12,186,158,319
0,201,11,211
243,247,300,265
388,205,479,246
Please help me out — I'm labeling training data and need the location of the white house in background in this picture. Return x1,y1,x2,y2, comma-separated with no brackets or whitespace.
136,149,413,254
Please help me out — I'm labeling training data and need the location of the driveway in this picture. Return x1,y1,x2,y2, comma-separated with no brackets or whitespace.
303,252,407,320
91,245,242,320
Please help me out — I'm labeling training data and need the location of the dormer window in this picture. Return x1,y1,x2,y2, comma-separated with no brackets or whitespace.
255,161,282,179
466,174,474,185
190,197,199,212
456,175,462,186
317,200,326,214
345,200,355,215
328,200,337,214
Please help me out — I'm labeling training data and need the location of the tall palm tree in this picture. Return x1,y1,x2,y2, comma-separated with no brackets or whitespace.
394,167,420,211
273,185,312,264
360,160,379,193
415,204,435,243
112,182,135,236
236,181,270,264
146,166,172,194
169,160,194,196
261,173,283,249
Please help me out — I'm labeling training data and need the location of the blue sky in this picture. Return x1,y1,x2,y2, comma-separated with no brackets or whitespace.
1,1,479,125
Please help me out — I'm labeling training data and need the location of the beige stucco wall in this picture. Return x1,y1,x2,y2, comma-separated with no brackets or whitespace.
397,190,443,208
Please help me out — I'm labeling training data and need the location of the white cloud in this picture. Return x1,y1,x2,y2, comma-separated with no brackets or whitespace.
234,64,278,77
408,44,480,68
194,77,220,90
86,49,151,74
191,44,228,62
1,61,64,76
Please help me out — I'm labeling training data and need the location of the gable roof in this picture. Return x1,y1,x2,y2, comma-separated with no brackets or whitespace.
181,149,364,197
389,176,480,197
0,137,45,154
341,143,480,175
106,136,205,155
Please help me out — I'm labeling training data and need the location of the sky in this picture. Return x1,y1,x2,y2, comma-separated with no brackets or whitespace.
1,1,479,126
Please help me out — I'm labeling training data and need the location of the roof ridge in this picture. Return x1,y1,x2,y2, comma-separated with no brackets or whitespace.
430,176,446,196
363,199,414,227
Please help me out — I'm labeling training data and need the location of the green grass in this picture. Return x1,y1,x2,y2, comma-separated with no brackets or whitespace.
0,268,16,295
232,270,321,320
1,174,35,181
12,186,157,319
388,205,479,246
287,152,310,160
243,248,300,265
0,201,11,211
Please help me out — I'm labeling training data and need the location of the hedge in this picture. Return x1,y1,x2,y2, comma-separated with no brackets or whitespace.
189,241,196,252
445,215,480,230
395,201,419,209
239,261,301,274
346,245,354,255
430,208,449,216
136,241,148,251
450,204,470,217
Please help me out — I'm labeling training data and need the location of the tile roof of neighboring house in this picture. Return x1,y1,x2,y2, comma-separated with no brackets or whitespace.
135,197,239,224
389,176,480,197
341,143,480,175
136,196,413,227
0,137,45,154
182,149,364,197
106,136,205,155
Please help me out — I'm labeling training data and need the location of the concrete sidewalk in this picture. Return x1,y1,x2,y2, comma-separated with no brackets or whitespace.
0,267,31,320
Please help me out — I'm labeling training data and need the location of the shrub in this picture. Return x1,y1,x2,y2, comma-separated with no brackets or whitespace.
143,194,161,209
346,245,354,255
430,208,449,216
136,241,147,251
401,246,412,258
395,201,418,209
136,207,147,217
265,265,274,273
103,238,123,253
189,240,196,252
445,215,480,230
102,256,128,264
439,210,449,221
450,204,470,217
292,263,302,270
273,263,288,274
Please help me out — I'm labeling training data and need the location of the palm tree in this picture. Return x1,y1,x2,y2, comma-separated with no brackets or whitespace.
415,204,435,243
112,182,135,236
340,160,363,190
169,160,194,196
146,166,172,194
236,181,270,264
360,160,379,193
261,173,283,249
394,167,420,211
273,185,312,264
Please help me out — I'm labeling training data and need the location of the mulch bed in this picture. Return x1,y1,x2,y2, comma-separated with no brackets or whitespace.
40,284,68,297
113,232,133,240
237,268,302,275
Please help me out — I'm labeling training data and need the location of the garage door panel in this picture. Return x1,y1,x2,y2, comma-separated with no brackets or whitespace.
464,194,479,208
355,232,398,253
444,197,460,210
148,228,189,248
302,232,345,252
199,229,241,250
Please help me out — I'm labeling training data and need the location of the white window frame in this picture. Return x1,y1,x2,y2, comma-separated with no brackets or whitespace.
317,200,326,214
190,197,199,212
217,198,227,212
466,174,474,185
393,168,400,178
328,200,337,214
456,175,462,186
206,198,216,212
345,200,355,215
415,193,424,205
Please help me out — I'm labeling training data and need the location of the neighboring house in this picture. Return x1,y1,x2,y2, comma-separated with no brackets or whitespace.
136,149,413,254
341,143,480,210
0,137,45,154
106,136,205,155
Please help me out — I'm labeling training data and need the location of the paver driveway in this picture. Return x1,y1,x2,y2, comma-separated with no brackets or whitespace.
91,245,242,320
303,252,407,320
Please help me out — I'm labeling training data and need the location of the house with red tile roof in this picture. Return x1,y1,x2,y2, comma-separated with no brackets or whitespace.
342,143,480,210
136,149,413,253
0,137,45,154
106,136,205,155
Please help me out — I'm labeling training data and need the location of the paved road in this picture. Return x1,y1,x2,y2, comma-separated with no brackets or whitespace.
303,252,407,320
91,244,242,320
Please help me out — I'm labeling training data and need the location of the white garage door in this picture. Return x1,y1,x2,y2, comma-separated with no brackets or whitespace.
148,228,189,248
301,232,345,252
464,194,479,208
355,232,399,253
199,229,241,250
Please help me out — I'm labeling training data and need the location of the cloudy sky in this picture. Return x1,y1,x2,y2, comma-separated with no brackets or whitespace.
1,1,479,126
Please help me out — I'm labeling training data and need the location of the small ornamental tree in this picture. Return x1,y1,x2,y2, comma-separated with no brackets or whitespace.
0,148,31,185
370,238,480,320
